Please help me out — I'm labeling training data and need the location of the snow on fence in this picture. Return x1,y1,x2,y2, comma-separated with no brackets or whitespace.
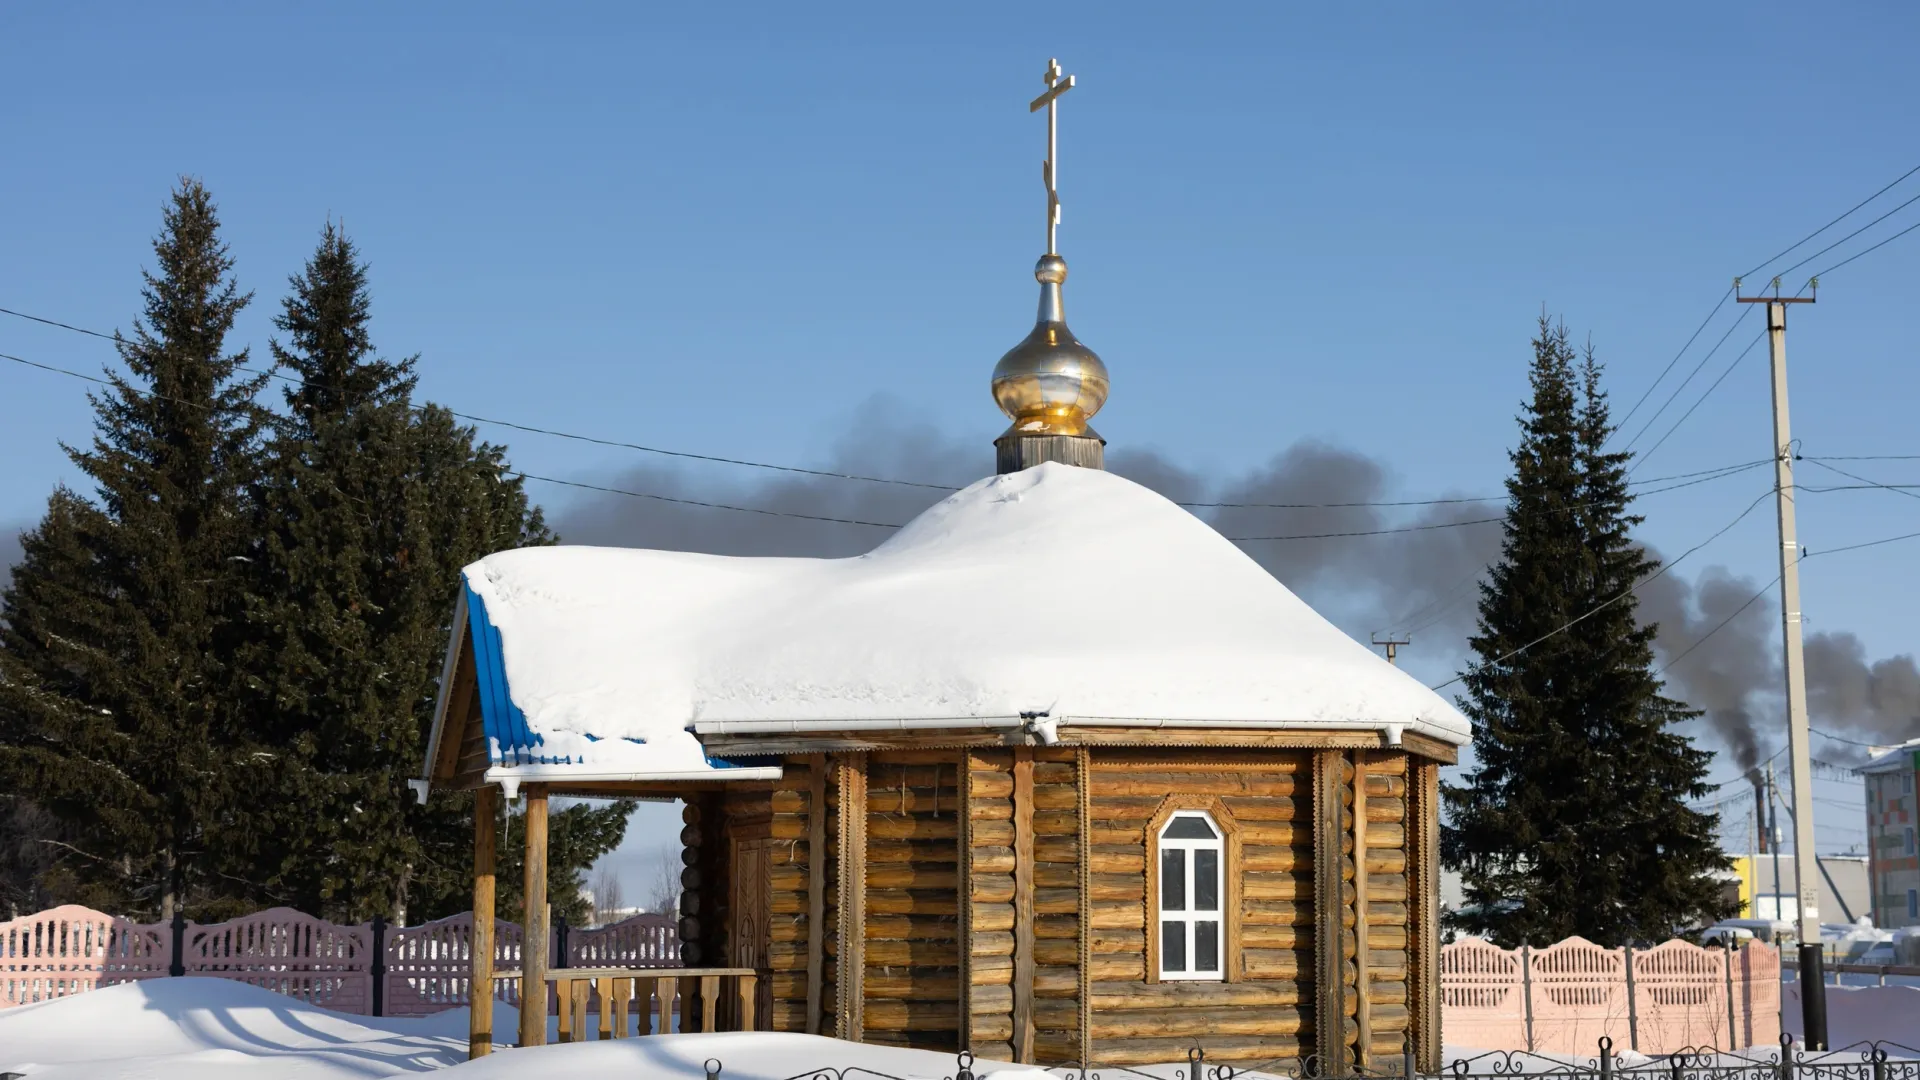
0,905,678,1016
1441,935,1782,1053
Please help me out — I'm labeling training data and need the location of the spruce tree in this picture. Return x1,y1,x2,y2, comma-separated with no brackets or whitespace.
235,223,630,923
1441,317,1734,946
0,180,265,919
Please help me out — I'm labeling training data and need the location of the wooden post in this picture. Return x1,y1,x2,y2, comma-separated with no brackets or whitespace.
1313,750,1350,1072
598,977,615,1040
1353,751,1371,1067
805,753,827,1035
470,785,497,1059
833,754,868,1041
570,980,589,1042
555,976,573,1042
519,785,550,1048
1011,746,1036,1064
614,977,631,1038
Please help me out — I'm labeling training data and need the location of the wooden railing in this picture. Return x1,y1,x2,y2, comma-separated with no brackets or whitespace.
517,966,762,1041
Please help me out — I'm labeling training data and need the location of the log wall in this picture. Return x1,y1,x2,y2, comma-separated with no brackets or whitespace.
860,751,963,1051
710,741,1439,1069
963,749,1016,1061
1084,749,1310,1068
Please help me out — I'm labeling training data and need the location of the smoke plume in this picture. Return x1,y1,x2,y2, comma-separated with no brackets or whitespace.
547,406,1920,769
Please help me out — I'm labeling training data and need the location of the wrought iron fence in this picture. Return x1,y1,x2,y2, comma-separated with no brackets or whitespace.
692,1036,1920,1080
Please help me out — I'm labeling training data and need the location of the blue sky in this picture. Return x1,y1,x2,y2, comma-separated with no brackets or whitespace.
3,3,1916,880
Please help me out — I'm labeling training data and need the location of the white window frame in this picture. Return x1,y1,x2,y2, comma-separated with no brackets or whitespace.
1155,810,1226,981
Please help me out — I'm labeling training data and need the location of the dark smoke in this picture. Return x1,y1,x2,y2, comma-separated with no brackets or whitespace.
1639,563,1920,768
0,525,23,598
547,406,1920,769
551,405,1504,646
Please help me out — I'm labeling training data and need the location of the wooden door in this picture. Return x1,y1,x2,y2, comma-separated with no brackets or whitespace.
730,837,775,1029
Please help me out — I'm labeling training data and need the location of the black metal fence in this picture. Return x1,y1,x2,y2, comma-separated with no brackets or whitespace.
692,1036,1920,1080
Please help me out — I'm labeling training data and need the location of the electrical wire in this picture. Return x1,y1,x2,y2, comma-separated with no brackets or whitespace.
1428,485,1779,693
1629,329,1767,474
1774,188,1920,286
1610,288,1732,440
1809,217,1920,280
1653,573,1780,676
1802,458,1920,504
1738,163,1920,280
1620,314,1747,455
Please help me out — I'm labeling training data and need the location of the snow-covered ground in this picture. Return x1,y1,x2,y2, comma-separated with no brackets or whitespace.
3,980,1915,1080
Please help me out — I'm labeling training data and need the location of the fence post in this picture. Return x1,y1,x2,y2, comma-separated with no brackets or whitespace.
1872,1047,1888,1080
371,914,388,1017
1624,945,1639,1053
1777,1032,1793,1080
1725,945,1739,1049
1520,945,1535,1054
1599,1035,1613,1080
168,911,186,978
554,914,570,969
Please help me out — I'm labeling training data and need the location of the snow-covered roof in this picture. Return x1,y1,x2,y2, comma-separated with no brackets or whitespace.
439,463,1471,784
1859,737,1920,774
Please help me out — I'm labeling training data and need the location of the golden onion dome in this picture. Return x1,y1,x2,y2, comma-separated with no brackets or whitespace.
991,253,1108,437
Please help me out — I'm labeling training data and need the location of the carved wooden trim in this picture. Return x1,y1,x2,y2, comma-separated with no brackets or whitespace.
1353,750,1371,1066
1413,760,1442,1071
958,751,974,1051
1075,747,1093,1063
1141,792,1245,986
804,753,826,1035
1313,750,1349,1071
1011,747,1036,1063
833,753,867,1041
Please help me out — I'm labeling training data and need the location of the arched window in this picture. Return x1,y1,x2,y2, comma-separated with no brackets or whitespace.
1157,811,1224,980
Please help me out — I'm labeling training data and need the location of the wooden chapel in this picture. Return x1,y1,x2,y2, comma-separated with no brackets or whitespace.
414,57,1465,1073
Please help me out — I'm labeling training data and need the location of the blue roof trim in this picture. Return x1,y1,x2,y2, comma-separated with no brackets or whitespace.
463,577,565,767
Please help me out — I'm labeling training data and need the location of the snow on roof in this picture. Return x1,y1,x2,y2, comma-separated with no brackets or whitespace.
456,463,1471,777
1858,737,1920,774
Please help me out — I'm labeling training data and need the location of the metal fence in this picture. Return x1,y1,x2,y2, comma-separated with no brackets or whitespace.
692,1037,1920,1080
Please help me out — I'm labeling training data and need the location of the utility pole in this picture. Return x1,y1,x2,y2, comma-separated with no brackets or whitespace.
1371,634,1410,666
1736,275,1825,1050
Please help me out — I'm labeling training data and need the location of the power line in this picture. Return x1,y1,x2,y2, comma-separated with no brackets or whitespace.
1775,188,1920,286
1630,329,1767,473
1620,314,1748,455
1802,458,1920,504
1654,573,1780,676
1805,454,1920,462
0,334,1773,536
1428,486,1778,693
1227,462,1770,542
1610,288,1732,439
0,348,936,531
1738,164,1920,280
1810,216,1920,280
510,472,905,529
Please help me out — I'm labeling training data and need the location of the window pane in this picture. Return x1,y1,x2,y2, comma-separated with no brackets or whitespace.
1162,920,1187,972
1161,849,1186,910
1194,849,1219,911
1196,920,1220,972
1164,815,1218,839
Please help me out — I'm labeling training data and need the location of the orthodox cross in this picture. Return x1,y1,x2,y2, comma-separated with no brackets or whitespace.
1029,58,1076,255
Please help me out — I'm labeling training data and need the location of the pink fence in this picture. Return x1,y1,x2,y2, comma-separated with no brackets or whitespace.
0,905,169,1009
1440,936,1782,1054
0,905,678,1017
